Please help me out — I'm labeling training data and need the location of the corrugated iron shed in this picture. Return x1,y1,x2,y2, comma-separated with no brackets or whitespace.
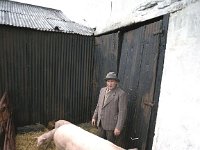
0,1,93,35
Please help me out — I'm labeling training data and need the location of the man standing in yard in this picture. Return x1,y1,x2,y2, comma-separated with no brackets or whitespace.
92,72,128,145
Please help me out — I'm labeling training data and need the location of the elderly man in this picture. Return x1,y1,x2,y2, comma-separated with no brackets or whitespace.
92,72,128,144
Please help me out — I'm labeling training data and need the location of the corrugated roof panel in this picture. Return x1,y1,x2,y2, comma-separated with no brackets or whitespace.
0,1,93,35
0,11,5,24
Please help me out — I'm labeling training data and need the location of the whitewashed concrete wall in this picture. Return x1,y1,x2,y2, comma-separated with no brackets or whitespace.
152,1,200,149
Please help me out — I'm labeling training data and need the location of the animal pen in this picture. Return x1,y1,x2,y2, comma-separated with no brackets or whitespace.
0,1,169,150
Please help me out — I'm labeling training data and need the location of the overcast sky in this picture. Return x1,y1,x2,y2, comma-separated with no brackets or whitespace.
13,0,111,28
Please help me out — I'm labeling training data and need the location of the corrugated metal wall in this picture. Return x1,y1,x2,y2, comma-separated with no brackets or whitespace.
0,25,94,127
93,15,169,149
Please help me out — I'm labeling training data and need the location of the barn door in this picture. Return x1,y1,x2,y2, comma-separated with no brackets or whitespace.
118,16,168,150
92,33,119,111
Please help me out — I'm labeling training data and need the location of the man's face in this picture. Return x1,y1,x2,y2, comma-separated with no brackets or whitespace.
106,79,117,90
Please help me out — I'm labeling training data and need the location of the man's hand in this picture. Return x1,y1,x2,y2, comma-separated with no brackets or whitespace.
114,128,121,136
91,118,96,126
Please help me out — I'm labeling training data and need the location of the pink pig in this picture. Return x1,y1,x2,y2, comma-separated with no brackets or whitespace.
36,120,70,147
55,120,70,128
36,129,56,147
54,122,137,150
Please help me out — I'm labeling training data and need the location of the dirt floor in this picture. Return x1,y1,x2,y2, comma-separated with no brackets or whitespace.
16,122,98,150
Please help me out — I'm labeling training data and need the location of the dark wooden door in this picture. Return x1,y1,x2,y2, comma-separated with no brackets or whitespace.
92,33,119,111
118,17,167,149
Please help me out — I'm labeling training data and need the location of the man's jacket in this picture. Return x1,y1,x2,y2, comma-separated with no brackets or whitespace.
93,87,128,131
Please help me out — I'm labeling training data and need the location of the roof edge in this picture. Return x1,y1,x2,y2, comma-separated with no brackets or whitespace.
94,0,198,35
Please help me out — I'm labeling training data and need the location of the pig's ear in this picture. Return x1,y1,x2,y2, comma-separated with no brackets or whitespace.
42,137,47,141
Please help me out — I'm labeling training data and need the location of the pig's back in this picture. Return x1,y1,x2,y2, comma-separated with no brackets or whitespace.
54,124,124,150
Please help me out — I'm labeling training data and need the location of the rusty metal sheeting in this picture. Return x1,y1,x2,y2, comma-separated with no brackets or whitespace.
0,92,16,150
0,25,94,127
0,1,93,35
